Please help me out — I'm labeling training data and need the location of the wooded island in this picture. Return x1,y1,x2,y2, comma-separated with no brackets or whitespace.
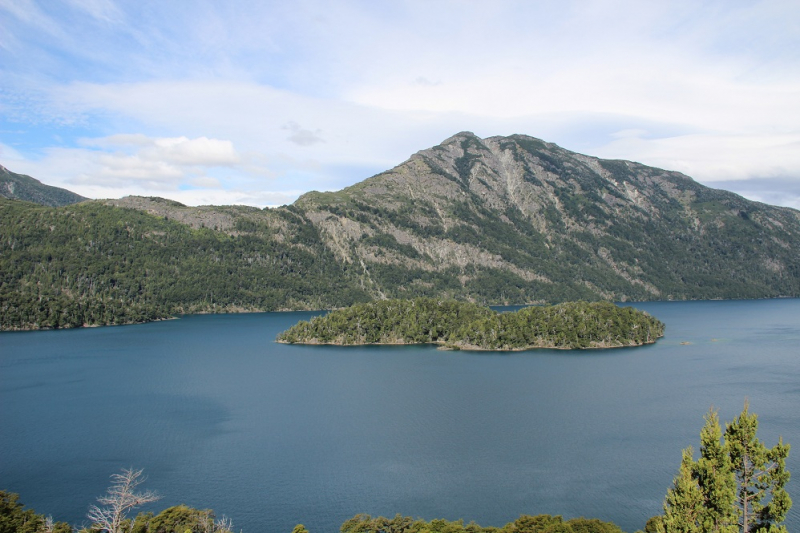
276,298,664,350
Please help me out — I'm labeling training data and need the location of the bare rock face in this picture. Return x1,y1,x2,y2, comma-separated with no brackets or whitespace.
103,197,238,232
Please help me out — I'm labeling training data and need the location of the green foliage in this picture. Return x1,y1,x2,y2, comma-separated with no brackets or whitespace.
662,449,706,532
0,199,370,330
566,518,623,533
277,298,664,350
724,403,792,533
657,404,791,533
147,506,218,533
695,411,737,532
0,492,72,533
338,514,621,533
0,492,44,533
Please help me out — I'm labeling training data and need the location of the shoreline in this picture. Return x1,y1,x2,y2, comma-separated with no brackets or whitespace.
6,295,798,333
440,337,661,351
276,337,662,351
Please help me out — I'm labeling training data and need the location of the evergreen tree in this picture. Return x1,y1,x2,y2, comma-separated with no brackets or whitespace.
724,402,791,533
656,404,791,533
0,491,44,533
695,411,737,533
662,448,704,532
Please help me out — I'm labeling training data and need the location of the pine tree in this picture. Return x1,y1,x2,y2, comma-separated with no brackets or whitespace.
662,448,704,532
724,402,792,533
694,410,737,533
656,404,791,533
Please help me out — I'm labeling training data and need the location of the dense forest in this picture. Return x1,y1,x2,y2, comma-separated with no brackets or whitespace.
0,198,371,330
0,406,789,533
276,298,665,350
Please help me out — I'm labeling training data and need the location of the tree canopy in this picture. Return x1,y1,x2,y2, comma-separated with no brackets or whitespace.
277,298,665,350
337,513,622,533
649,403,791,533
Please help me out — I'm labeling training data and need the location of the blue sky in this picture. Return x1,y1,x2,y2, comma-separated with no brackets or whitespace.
1,0,799,208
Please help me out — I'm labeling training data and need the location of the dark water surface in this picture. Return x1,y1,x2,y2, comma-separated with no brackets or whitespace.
1,300,799,533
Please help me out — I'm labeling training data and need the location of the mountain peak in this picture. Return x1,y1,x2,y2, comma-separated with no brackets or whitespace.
440,131,481,144
291,131,800,303
0,165,86,207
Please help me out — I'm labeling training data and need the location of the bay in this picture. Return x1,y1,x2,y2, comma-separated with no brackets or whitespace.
1,299,799,533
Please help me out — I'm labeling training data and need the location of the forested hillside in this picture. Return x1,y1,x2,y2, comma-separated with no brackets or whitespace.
0,198,370,329
2,132,800,330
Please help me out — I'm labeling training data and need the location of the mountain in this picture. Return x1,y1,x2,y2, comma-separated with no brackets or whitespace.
1,132,799,330
293,131,800,302
0,165,87,206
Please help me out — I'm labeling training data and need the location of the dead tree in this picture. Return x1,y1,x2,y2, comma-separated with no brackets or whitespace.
87,468,160,533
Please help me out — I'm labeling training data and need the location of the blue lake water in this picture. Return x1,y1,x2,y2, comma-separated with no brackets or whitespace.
1,299,799,533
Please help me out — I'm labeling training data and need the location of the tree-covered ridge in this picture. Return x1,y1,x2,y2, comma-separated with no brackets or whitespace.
0,198,371,330
276,298,665,350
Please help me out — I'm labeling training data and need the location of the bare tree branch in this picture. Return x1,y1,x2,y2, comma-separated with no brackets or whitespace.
87,468,160,533
214,516,233,533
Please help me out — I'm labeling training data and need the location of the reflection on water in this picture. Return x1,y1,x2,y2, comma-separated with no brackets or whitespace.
1,300,799,533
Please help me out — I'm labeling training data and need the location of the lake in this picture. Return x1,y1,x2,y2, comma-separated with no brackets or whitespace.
1,299,799,533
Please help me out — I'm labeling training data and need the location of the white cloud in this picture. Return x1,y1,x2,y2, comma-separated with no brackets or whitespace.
2,0,800,208
594,132,800,182
5,142,297,207
82,134,240,166
46,76,800,193
47,80,436,171
190,176,222,189
2,133,287,206
150,136,240,166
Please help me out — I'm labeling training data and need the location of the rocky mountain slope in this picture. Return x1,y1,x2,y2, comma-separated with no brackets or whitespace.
0,165,87,206
293,131,800,303
2,132,799,329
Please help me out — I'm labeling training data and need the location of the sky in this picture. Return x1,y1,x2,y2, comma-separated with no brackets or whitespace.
1,0,799,208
